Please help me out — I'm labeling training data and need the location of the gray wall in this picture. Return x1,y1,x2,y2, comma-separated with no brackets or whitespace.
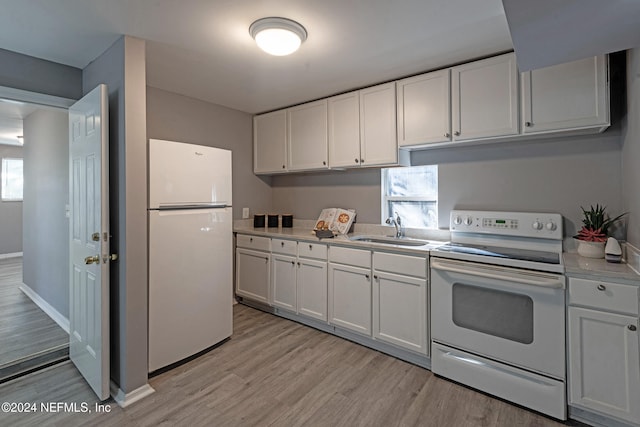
0,48,82,100
271,132,623,239
413,133,623,237
146,87,270,219
0,144,23,254
22,109,69,316
83,36,149,394
622,48,640,246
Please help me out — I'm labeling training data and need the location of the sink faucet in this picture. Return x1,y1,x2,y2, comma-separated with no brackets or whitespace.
385,212,404,238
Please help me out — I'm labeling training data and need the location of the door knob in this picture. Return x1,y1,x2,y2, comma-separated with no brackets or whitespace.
85,255,100,265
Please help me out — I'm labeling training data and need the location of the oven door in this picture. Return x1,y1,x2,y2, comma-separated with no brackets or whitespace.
431,257,565,379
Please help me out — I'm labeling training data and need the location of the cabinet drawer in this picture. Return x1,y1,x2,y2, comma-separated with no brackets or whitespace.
298,242,328,260
329,246,371,268
373,251,427,278
569,277,639,315
236,234,271,252
272,238,297,255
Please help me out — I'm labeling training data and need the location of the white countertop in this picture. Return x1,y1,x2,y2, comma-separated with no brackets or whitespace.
233,225,447,255
563,252,640,285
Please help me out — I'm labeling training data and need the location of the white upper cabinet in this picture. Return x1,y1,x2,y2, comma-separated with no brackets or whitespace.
253,110,287,174
328,91,361,168
359,82,399,167
521,55,609,134
397,69,451,146
287,99,329,171
452,53,519,141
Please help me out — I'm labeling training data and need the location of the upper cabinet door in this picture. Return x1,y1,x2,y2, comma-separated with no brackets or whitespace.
359,82,398,167
254,110,287,174
397,69,451,147
288,100,329,171
328,91,361,168
522,55,609,134
452,53,519,141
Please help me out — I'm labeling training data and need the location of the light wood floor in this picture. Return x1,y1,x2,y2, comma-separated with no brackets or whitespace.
0,257,68,369
0,304,579,427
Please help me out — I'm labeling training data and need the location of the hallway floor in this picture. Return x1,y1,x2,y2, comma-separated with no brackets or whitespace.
0,257,68,381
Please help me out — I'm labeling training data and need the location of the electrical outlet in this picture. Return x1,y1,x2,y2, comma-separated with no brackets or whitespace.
242,207,249,219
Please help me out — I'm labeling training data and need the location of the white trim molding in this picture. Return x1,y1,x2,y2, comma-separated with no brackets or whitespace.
19,283,70,334
0,85,75,108
0,252,23,260
110,381,155,408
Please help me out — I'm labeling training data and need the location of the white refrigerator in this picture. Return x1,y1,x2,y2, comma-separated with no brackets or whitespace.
148,139,233,373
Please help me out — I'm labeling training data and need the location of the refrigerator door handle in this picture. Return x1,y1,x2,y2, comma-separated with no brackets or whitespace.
157,203,229,210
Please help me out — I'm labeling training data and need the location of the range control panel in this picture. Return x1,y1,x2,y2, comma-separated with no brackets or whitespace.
450,210,563,240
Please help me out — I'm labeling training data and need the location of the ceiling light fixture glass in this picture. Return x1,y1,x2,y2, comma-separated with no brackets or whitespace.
249,17,307,56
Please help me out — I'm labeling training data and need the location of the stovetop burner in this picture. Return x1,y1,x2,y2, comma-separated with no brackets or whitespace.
435,242,561,265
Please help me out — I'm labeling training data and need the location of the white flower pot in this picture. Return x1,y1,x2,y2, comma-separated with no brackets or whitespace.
575,239,606,259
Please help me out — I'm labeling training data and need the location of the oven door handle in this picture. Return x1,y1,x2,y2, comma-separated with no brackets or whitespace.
430,259,564,288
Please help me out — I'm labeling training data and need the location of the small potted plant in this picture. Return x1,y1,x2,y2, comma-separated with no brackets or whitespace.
574,204,627,258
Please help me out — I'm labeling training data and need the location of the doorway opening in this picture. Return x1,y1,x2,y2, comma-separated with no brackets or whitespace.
0,91,72,383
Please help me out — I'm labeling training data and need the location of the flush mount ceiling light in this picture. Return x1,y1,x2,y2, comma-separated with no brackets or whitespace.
249,17,307,56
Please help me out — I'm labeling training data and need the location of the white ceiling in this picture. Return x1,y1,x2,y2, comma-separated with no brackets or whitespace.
0,0,513,113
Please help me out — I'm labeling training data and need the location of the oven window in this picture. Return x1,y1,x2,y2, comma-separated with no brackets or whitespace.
452,283,534,344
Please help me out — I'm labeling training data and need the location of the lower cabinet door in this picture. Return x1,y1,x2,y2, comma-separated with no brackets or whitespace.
568,306,640,424
271,254,297,312
328,263,372,335
373,271,428,355
297,258,328,321
235,248,270,304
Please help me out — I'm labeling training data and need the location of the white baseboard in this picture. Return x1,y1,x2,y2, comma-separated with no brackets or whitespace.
19,283,70,334
0,252,22,260
110,381,155,408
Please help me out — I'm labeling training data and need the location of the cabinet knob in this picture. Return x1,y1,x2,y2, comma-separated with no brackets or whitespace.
355,158,359,163
282,165,285,169
597,284,606,291
297,262,301,267
281,241,284,247
291,261,295,265
444,132,450,138
525,121,533,127
629,325,637,331
309,244,313,250
250,237,253,242
365,274,370,279
373,275,378,280
360,159,365,164
454,131,460,136
322,161,326,166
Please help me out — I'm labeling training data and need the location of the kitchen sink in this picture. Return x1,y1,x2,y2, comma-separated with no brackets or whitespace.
348,235,431,247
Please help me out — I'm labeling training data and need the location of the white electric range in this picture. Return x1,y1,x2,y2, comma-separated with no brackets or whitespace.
430,210,567,420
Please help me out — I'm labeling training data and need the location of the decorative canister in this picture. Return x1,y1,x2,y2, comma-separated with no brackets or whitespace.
267,214,279,228
253,214,266,228
282,214,293,228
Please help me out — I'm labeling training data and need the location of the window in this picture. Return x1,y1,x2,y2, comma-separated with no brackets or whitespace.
381,165,437,229
1,158,23,201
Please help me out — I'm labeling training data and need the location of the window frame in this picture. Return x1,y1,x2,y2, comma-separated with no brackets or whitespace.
1,157,24,202
381,165,438,229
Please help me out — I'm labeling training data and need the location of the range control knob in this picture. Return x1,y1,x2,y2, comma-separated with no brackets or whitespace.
532,221,543,230
453,215,463,225
546,222,557,231
463,216,473,226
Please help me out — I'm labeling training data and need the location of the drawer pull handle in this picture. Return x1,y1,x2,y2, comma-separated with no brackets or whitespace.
629,325,637,331
597,284,606,291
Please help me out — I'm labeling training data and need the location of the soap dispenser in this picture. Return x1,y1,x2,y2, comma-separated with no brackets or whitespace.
605,237,622,263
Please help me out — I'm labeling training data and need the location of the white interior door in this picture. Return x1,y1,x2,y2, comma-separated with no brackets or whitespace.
69,84,110,400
